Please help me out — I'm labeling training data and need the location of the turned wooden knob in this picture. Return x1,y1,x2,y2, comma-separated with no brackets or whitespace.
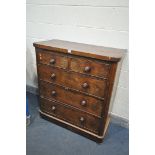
51,106,56,111
50,59,55,64
51,90,56,96
80,117,85,123
51,73,56,79
82,82,89,88
84,66,91,72
81,100,87,106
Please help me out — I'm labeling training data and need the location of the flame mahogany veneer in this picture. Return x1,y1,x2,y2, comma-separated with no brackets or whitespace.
33,39,126,143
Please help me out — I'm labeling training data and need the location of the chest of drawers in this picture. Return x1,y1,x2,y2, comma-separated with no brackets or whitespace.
33,40,125,143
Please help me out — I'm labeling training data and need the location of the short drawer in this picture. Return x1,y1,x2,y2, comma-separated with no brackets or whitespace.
36,50,68,69
70,57,111,78
40,98,100,134
39,81,104,117
38,64,107,98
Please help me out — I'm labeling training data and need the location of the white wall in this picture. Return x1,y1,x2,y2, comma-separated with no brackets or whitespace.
26,0,129,119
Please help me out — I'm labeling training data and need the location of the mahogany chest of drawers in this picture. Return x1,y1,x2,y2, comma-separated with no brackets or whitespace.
33,40,125,143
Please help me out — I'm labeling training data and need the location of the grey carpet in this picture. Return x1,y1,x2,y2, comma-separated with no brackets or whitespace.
26,92,129,155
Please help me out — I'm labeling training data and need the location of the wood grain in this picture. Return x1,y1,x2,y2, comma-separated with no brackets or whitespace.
40,97,100,134
34,39,126,62
38,64,108,98
39,80,104,117
34,39,125,142
70,56,111,78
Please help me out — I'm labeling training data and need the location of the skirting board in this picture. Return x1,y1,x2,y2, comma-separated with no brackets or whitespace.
26,85,129,128
26,85,38,95
110,113,128,128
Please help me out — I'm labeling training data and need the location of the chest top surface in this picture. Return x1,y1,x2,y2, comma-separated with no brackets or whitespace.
33,39,126,62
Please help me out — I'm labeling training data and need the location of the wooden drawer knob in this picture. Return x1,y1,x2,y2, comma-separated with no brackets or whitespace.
50,59,55,64
51,90,56,96
51,73,56,79
81,100,87,106
84,66,91,72
80,117,85,123
82,82,89,89
51,106,56,111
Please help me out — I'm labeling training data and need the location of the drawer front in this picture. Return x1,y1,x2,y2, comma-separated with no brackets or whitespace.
40,98,100,134
39,81,103,117
38,65,107,98
36,50,68,69
70,57,111,78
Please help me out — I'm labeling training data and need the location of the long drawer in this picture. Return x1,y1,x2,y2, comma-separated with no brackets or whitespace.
38,64,107,98
40,98,100,134
39,80,104,117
